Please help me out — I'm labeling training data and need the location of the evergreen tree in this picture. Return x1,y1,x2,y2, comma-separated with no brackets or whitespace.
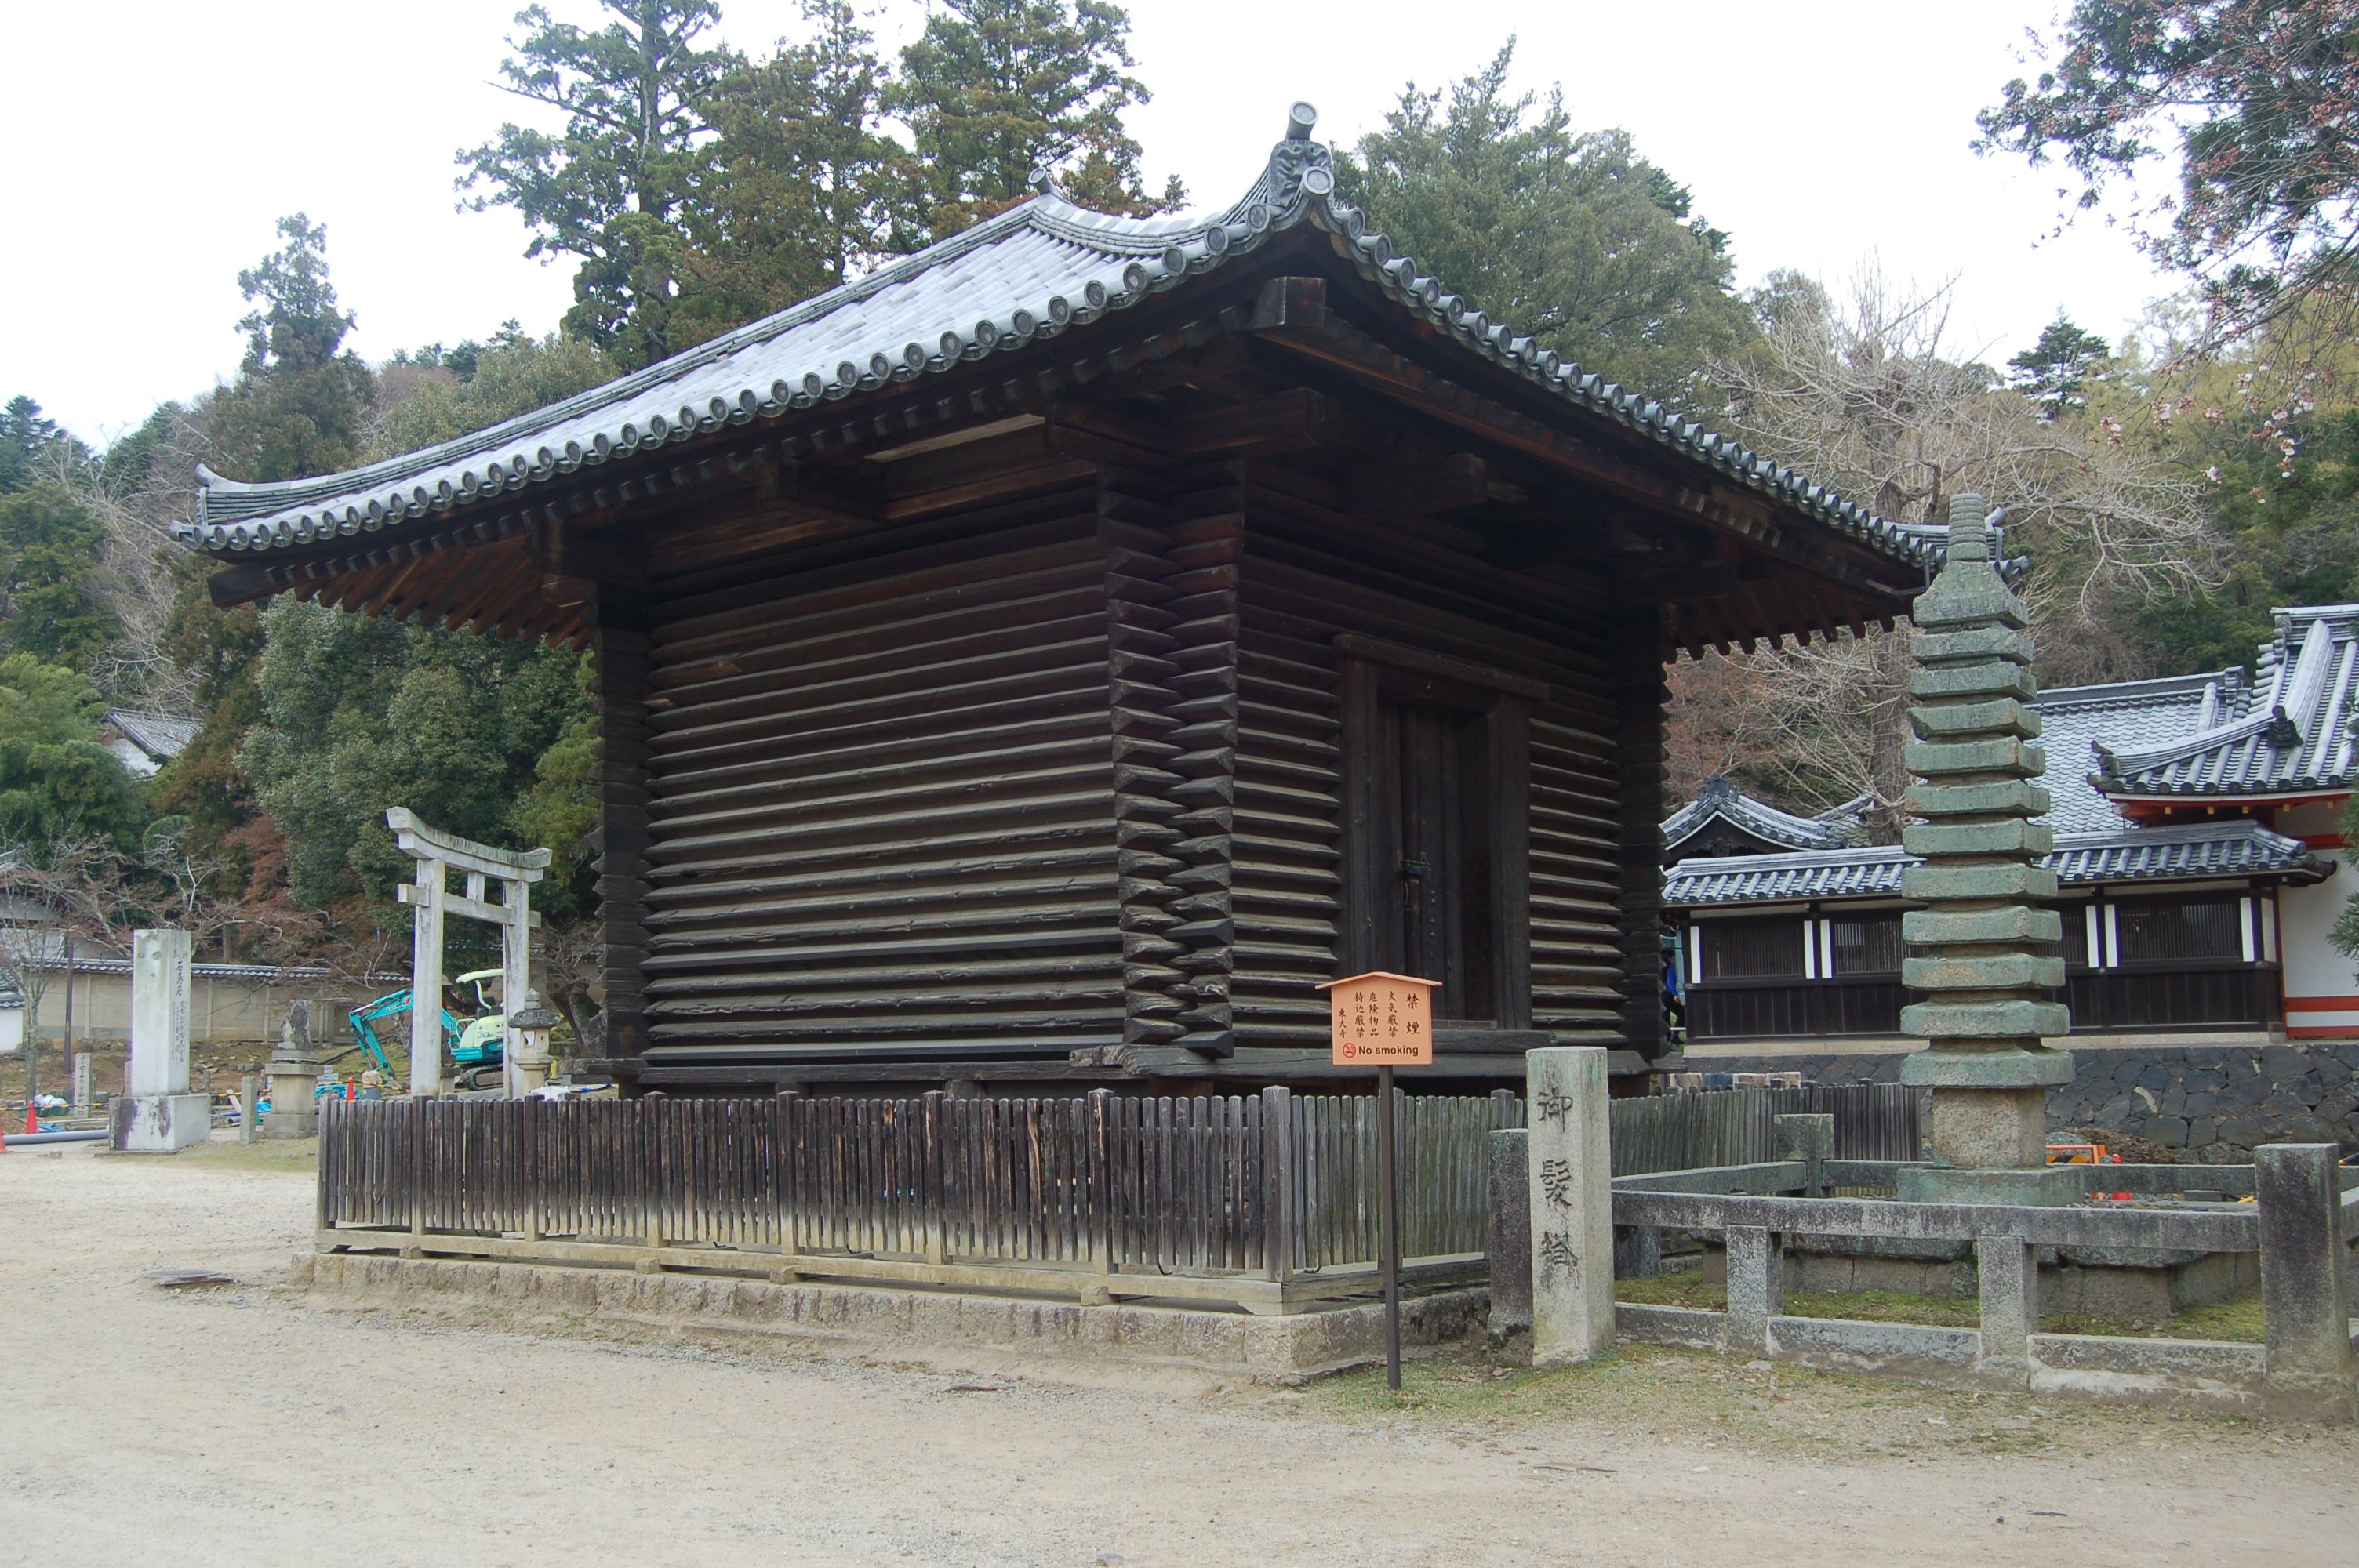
895,0,1180,235
1334,42,1755,401
0,484,112,669
242,599,597,918
206,215,377,481
673,0,914,343
0,396,87,495
2006,316,2114,418
0,653,143,853
373,329,610,459
457,1,737,367
158,216,376,889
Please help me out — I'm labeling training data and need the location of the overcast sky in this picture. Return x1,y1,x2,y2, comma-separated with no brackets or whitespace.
9,0,2165,448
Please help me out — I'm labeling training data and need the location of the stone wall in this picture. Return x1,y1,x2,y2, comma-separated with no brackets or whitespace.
1689,1044,2359,1164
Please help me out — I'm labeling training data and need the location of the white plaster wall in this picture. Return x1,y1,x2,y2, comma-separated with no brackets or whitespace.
2277,851,2359,1034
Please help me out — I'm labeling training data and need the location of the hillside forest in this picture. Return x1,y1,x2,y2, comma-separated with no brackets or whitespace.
3,0,2354,1065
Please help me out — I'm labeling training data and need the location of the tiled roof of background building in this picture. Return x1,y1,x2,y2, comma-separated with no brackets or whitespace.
2093,604,2359,800
1663,820,2324,906
1661,775,1870,856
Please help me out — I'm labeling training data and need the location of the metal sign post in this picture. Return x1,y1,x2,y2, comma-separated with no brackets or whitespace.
1317,971,1438,1392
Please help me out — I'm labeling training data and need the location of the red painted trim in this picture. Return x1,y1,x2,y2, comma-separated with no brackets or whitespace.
2287,1024,2359,1038
2284,993,2359,1010
2292,833,2347,849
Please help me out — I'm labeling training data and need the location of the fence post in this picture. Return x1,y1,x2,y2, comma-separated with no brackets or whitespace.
2255,1142,2357,1419
922,1091,948,1265
518,1097,541,1243
1773,1112,1833,1198
1725,1225,1783,1357
1528,1047,1614,1367
771,1090,802,1283
1088,1089,1117,1280
1259,1087,1292,1289
403,1098,426,1258
1487,1127,1531,1341
1974,1233,2036,1389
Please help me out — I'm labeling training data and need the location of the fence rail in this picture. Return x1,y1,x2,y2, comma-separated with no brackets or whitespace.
317,1089,1524,1312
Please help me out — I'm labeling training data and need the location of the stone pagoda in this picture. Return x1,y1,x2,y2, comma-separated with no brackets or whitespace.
1896,494,2080,1205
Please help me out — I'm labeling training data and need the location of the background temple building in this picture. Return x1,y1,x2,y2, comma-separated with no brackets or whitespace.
179,109,1967,1094
1664,603,2359,1046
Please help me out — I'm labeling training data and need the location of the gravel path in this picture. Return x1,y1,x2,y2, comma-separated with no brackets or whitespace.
4,1136,2352,1566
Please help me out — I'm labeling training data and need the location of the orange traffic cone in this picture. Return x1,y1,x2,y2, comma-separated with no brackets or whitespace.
20,1100,33,1135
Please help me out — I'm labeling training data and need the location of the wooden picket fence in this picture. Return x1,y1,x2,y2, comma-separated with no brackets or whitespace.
1609,1083,1921,1176
316,1089,1524,1312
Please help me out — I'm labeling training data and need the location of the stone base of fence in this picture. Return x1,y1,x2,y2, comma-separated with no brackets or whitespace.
292,1250,1491,1384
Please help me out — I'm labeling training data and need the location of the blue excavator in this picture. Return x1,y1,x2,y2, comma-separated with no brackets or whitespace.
347,969,510,1091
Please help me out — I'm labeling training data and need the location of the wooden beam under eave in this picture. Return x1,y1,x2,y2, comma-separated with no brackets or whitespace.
1249,307,1915,619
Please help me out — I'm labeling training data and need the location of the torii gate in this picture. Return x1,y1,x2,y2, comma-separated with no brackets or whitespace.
387,808,548,1098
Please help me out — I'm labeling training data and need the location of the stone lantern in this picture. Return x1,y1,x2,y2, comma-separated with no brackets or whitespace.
507,990,563,1097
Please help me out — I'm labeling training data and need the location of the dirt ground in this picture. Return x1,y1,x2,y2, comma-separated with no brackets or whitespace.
5,1136,2353,1567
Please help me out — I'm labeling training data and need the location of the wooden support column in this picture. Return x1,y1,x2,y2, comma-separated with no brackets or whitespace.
1608,606,1669,1062
409,858,445,1097
593,600,654,1065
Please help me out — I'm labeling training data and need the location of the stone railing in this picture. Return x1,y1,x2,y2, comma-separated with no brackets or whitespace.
1503,1047,2359,1419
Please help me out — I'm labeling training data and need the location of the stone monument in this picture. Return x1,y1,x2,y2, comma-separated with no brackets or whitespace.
1896,495,2079,1205
108,929,209,1154
264,1001,323,1139
1525,1046,1615,1365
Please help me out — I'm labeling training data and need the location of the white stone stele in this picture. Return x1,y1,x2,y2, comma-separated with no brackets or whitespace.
1526,1046,1615,1367
109,929,208,1154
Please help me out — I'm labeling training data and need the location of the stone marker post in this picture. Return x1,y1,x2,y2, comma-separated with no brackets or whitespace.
1487,1127,1532,1341
1896,495,2080,1207
1527,1047,1613,1366
2255,1143,2357,1418
70,1051,92,1117
108,929,208,1154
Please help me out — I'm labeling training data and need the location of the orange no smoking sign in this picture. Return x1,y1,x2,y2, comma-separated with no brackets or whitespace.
1314,971,1438,1066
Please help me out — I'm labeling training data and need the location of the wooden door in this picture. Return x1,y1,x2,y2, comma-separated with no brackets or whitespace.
1380,697,1495,1022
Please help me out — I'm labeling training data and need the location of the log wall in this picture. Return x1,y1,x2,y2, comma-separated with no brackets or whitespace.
1230,463,1632,1055
634,494,1123,1067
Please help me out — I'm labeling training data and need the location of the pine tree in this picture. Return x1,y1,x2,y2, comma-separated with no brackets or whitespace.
672,0,914,343
895,0,1180,235
0,396,88,495
457,1,737,367
159,216,376,889
0,485,112,669
206,216,377,482
1334,42,1754,402
2006,316,2114,418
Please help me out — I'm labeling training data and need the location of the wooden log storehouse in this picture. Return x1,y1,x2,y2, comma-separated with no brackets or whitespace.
180,106,1961,1094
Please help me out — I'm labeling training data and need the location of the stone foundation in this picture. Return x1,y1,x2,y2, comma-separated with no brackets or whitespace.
293,1250,1488,1384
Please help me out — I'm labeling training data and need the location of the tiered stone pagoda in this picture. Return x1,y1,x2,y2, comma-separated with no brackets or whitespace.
1897,494,2080,1203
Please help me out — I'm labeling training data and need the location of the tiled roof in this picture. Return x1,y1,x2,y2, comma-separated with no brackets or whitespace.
176,105,1954,581
1663,775,1870,856
1664,821,2325,907
102,710,200,761
2093,604,2359,800
2033,671,2236,832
